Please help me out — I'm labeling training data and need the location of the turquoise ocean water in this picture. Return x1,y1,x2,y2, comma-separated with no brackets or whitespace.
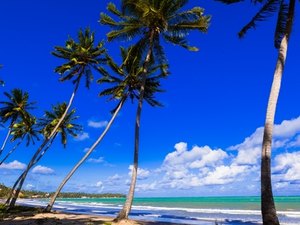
19,196,300,224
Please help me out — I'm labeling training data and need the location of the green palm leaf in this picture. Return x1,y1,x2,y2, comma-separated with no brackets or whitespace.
39,103,82,148
53,28,107,88
98,46,168,107
0,89,35,125
238,0,282,38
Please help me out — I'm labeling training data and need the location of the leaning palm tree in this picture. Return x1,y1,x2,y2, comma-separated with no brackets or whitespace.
100,0,210,221
0,89,35,156
7,103,81,208
47,28,108,140
0,115,40,165
6,29,107,207
44,47,167,212
215,1,295,224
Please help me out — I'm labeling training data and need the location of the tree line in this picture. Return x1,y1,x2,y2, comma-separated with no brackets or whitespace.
0,0,296,225
0,184,125,199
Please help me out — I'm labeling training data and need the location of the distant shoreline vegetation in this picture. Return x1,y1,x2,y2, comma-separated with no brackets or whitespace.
0,184,125,199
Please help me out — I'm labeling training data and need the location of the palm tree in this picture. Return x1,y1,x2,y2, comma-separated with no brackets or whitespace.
5,28,106,207
215,1,295,224
0,115,40,165
47,28,108,140
100,0,210,221
0,89,35,156
7,103,81,208
44,47,167,212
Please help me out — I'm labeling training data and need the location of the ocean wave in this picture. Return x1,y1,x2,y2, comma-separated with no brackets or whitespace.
143,214,161,218
92,210,108,213
18,199,300,220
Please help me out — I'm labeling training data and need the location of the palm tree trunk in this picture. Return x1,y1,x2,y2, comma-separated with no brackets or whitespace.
0,140,22,165
7,135,56,208
44,98,126,212
114,31,155,222
5,138,50,205
48,79,80,139
7,79,80,208
0,127,12,156
261,1,294,224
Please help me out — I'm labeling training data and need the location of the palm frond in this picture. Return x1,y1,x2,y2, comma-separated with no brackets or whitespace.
238,0,281,38
39,103,81,145
274,1,289,48
163,34,199,51
0,89,35,125
52,28,107,86
100,13,121,27
106,24,142,42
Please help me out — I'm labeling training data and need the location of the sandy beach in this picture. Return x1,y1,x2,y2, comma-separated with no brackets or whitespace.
0,211,192,225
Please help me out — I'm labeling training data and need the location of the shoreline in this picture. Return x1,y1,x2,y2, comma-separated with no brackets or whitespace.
1,198,299,225
0,201,258,225
0,209,193,225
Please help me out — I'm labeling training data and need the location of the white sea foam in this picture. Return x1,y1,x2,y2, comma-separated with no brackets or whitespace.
143,214,161,218
18,198,300,223
280,211,300,218
55,201,121,209
92,210,107,213
131,205,262,215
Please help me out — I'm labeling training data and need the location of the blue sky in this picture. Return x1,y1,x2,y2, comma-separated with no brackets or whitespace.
0,0,300,197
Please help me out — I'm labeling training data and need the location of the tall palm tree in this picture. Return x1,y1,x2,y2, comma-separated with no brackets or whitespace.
0,89,35,156
215,1,295,224
100,0,210,221
0,115,40,165
5,28,107,207
44,47,167,212
7,103,81,208
47,28,108,140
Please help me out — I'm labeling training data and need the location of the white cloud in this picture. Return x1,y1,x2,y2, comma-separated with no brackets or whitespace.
95,181,104,192
125,179,130,186
96,181,103,187
26,184,35,190
136,182,158,192
229,116,300,165
288,135,300,147
274,182,289,190
202,165,251,185
88,120,108,129
0,160,26,170
273,117,300,138
155,143,238,190
154,117,300,191
235,146,261,165
128,165,150,180
74,132,89,141
32,165,55,175
108,174,121,181
144,142,264,192
163,143,228,171
273,151,300,181
88,157,104,164
83,147,90,153
106,174,122,186
229,127,263,165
